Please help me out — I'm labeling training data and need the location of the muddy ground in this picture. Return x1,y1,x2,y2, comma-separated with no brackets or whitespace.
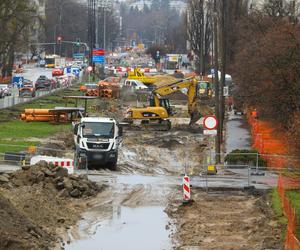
0,163,103,250
65,124,283,250
0,96,284,250
167,190,283,250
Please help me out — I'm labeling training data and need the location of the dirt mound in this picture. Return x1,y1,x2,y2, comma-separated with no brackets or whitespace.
0,162,104,250
154,75,179,87
7,162,100,198
0,194,53,250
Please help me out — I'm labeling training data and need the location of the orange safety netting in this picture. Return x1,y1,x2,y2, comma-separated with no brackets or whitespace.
247,110,298,168
278,175,300,250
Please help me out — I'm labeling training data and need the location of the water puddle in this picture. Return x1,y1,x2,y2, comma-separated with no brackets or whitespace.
88,173,179,186
226,113,251,152
65,206,172,250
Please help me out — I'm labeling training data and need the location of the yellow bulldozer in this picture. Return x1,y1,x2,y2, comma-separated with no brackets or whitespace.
124,77,214,130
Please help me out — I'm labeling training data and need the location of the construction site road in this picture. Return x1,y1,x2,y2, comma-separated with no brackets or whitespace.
62,127,282,250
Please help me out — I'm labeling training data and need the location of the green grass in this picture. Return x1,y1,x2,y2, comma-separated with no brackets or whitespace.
0,140,39,154
270,189,287,240
0,120,69,139
0,84,83,153
286,190,300,239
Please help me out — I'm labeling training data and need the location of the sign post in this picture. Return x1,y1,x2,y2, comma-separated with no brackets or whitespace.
203,115,218,135
92,48,105,63
203,115,218,174
87,66,93,83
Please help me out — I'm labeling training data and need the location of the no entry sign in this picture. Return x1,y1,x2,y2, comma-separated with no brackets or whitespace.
203,116,218,130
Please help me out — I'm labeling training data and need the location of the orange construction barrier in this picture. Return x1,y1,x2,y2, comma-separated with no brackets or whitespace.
247,110,292,168
278,175,300,250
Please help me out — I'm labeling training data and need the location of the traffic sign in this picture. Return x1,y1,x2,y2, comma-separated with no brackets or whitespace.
92,48,105,56
92,55,105,63
73,53,84,59
203,115,218,130
87,66,93,72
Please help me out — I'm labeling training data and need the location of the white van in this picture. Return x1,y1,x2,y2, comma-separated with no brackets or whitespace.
123,79,149,91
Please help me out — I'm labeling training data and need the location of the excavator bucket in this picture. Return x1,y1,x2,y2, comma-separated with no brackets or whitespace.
189,97,214,125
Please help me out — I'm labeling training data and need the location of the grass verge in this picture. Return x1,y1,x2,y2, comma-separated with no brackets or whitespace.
270,188,287,240
0,84,82,153
286,190,300,239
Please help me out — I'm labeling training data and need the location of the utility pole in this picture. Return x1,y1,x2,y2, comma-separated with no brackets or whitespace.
213,0,221,163
199,0,205,76
95,0,99,48
219,0,227,145
103,7,106,51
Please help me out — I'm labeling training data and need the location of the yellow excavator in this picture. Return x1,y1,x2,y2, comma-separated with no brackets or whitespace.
124,77,213,130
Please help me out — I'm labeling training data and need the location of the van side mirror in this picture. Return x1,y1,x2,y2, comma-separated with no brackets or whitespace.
73,124,79,135
118,126,123,136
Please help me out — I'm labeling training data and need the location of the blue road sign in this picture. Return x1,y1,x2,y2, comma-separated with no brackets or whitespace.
71,67,80,77
12,76,24,88
92,55,105,63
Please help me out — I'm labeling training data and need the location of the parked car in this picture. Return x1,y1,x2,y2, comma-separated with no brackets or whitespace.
19,82,36,98
50,78,59,89
35,75,52,90
0,84,12,96
0,88,4,98
52,68,64,77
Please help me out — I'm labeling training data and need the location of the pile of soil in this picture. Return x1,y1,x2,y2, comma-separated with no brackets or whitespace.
0,162,104,250
154,75,179,87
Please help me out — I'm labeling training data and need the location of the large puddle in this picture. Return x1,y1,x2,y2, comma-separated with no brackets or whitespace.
225,113,251,153
65,206,172,250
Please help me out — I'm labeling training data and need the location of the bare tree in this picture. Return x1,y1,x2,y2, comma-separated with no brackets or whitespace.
187,0,213,75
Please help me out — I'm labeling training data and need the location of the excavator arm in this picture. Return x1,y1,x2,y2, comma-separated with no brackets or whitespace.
152,77,213,124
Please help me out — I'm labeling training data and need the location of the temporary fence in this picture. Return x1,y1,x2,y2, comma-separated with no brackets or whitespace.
278,175,300,250
248,111,300,169
0,143,74,173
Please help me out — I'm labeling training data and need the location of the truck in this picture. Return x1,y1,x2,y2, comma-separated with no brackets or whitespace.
73,117,123,170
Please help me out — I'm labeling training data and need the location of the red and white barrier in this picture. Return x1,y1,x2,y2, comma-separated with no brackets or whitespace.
183,175,191,202
30,155,74,174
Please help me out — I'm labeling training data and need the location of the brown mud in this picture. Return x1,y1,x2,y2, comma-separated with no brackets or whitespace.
166,190,283,250
0,162,104,250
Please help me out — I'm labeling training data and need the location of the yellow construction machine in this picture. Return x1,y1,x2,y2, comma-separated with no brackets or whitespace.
125,77,213,130
127,68,156,85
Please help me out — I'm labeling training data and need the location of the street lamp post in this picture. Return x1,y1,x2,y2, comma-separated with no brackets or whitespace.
98,0,112,51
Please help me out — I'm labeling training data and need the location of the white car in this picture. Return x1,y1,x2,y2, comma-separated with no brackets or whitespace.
123,80,149,91
0,84,12,96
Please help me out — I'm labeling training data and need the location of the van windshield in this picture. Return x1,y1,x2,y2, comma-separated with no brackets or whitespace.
82,122,114,138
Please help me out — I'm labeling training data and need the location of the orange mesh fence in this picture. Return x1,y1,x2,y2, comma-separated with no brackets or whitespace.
248,111,291,168
278,175,300,250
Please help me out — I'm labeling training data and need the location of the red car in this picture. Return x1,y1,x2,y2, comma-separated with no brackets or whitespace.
52,68,64,77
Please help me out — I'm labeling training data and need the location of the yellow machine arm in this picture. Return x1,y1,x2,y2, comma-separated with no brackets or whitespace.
152,77,198,107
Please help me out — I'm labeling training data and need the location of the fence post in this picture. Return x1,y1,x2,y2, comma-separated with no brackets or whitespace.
248,165,250,186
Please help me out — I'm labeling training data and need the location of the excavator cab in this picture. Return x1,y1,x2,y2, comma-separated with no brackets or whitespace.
149,98,173,116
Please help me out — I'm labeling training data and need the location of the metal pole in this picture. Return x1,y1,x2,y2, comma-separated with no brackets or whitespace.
213,0,221,163
95,1,99,48
256,152,259,173
248,166,250,186
104,8,106,51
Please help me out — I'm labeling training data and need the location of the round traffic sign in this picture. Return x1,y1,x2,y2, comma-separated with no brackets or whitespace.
203,115,218,130
87,66,93,72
